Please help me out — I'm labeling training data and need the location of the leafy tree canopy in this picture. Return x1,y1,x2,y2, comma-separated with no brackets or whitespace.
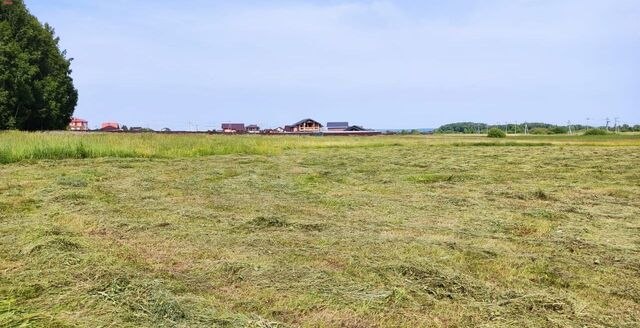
436,122,615,134
1,0,77,130
487,127,506,138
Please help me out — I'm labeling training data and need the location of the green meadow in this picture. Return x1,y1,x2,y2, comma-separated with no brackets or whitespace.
1,132,639,327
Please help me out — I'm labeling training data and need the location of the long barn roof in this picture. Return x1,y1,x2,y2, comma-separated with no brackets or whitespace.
327,122,349,128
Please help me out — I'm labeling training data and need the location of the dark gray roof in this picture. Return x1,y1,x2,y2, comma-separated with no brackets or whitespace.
221,123,245,130
346,125,366,131
291,118,323,127
327,122,349,128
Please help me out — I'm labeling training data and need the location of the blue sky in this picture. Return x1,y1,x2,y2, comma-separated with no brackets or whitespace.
29,0,640,130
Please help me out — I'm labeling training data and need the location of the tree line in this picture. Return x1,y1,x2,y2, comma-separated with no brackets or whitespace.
436,122,640,134
0,0,77,130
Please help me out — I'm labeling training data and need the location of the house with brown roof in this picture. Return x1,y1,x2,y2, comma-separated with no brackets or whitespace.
285,119,323,133
221,123,246,133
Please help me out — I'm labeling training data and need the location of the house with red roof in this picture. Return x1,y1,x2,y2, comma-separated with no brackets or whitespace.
69,118,89,131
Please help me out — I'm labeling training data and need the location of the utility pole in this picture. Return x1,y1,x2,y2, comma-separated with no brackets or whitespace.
524,122,528,135
567,121,572,135
605,118,611,131
614,117,620,133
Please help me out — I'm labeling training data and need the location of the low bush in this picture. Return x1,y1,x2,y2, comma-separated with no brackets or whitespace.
487,128,506,138
530,128,551,135
583,129,608,136
550,126,569,134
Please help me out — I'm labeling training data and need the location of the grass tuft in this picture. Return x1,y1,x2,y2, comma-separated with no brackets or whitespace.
29,237,82,254
246,216,290,229
93,278,186,324
533,189,551,200
407,173,457,184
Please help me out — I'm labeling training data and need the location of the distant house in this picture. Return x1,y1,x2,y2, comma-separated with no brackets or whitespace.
327,122,349,131
264,127,285,134
346,125,367,131
246,124,260,134
130,127,154,132
285,119,323,133
101,122,120,131
323,124,381,135
69,118,88,131
222,123,245,133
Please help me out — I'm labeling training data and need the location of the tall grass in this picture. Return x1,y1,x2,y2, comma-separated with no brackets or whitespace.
0,132,408,164
0,132,282,164
2,131,639,164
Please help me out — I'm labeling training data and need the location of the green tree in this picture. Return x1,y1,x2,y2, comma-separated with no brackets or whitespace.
436,122,488,134
0,0,77,130
487,127,506,138
550,126,569,134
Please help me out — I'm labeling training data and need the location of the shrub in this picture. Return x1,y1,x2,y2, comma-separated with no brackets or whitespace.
550,126,569,134
583,129,608,136
487,128,506,138
530,128,551,135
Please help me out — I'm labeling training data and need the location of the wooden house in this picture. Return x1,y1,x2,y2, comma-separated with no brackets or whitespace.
286,119,323,133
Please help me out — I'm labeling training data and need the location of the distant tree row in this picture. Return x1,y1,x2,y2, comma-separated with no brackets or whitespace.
436,122,640,134
0,0,77,130
436,122,488,134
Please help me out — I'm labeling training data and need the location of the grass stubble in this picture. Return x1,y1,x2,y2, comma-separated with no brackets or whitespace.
1,132,639,327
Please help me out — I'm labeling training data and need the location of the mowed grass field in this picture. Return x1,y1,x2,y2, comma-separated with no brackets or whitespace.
1,132,639,327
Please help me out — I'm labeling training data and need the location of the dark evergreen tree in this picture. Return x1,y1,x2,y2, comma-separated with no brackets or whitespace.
0,0,77,130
